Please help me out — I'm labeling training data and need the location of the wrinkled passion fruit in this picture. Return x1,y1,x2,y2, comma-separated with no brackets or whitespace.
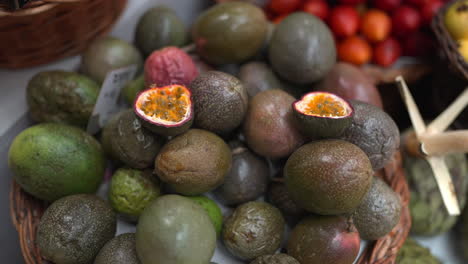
134,84,193,136
293,92,353,139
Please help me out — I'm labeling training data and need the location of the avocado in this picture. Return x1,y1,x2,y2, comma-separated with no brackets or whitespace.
37,194,116,264
190,71,248,135
285,139,373,215
136,195,216,264
102,109,163,169
8,123,105,202
352,177,402,240
154,129,232,195
108,168,160,222
122,74,144,105
81,36,143,83
26,70,99,127
340,100,400,170
192,2,268,64
94,233,140,264
269,12,336,84
135,5,187,56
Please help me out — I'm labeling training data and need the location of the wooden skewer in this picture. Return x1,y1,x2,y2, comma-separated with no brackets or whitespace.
426,88,468,134
395,76,426,136
420,130,468,156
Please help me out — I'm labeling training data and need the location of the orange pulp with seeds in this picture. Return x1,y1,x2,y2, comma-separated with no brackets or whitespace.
297,93,349,117
136,85,191,125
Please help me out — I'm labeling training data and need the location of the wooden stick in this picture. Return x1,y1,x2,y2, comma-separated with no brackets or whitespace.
427,156,460,215
426,88,468,134
395,76,426,136
420,130,468,156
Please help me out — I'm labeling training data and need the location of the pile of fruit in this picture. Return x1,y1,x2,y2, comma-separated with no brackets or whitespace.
263,0,446,66
7,1,467,264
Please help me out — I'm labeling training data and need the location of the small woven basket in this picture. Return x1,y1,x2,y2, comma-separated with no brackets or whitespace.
432,0,468,80
0,0,127,69
10,151,410,264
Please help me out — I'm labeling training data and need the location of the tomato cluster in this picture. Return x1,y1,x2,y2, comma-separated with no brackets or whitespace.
265,0,446,67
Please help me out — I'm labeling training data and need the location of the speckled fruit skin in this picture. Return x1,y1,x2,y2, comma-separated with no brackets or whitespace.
222,201,285,260
26,70,99,127
135,6,187,56
214,141,269,206
285,140,373,215
154,129,232,195
250,254,300,264
94,233,140,264
267,181,305,219
238,61,283,97
269,12,336,84
340,100,400,170
315,62,383,108
144,46,198,87
243,89,305,159
37,194,116,264
287,215,360,264
190,71,248,135
192,2,268,64
102,109,163,169
8,123,105,202
136,195,216,264
352,177,401,240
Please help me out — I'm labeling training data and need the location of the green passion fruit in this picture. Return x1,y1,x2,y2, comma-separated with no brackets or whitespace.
293,92,353,139
134,84,193,136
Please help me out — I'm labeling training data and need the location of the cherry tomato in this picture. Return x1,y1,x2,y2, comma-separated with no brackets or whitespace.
406,0,431,8
361,9,392,43
373,0,401,12
302,0,330,20
421,0,443,25
329,6,361,38
392,6,421,37
269,0,302,15
338,36,373,65
373,38,401,66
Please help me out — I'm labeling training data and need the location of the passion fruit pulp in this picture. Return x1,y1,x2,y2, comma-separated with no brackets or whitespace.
293,91,353,139
134,84,193,136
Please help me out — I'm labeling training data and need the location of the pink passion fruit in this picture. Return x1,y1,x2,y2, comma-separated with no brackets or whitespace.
134,84,193,136
293,91,353,139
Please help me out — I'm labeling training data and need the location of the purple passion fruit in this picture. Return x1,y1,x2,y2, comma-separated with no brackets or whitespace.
134,84,193,136
293,91,353,139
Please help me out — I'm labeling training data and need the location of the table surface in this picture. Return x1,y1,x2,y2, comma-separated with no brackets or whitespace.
0,0,465,263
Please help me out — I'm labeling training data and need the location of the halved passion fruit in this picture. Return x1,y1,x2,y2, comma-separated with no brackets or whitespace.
134,84,193,136
292,91,353,139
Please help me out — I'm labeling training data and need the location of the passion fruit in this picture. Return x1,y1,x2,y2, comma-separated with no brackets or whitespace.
293,92,353,139
134,84,193,136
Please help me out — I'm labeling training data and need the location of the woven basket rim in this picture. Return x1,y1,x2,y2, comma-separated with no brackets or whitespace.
0,0,82,16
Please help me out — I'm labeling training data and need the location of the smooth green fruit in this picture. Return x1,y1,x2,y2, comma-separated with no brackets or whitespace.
352,177,402,240
192,2,268,64
285,140,373,215
136,195,216,264
81,36,143,83
102,109,163,169
222,201,285,260
122,74,145,105
37,194,116,264
26,70,99,127
108,168,160,221
187,196,223,236
94,233,140,264
8,123,105,202
269,12,336,84
135,6,187,56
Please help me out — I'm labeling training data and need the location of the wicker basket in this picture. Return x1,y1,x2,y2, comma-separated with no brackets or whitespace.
10,151,410,264
0,0,127,69
432,0,468,80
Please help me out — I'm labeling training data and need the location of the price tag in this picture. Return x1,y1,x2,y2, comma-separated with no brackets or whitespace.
87,65,138,134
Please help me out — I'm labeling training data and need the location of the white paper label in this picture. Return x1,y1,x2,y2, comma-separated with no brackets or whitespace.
87,65,138,134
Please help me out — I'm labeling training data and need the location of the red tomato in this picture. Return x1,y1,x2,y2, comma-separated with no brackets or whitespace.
338,36,373,65
373,38,401,66
360,9,392,43
373,0,401,12
392,6,421,37
328,6,361,38
302,0,330,20
338,0,366,5
269,0,302,15
402,31,434,56
421,0,443,25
